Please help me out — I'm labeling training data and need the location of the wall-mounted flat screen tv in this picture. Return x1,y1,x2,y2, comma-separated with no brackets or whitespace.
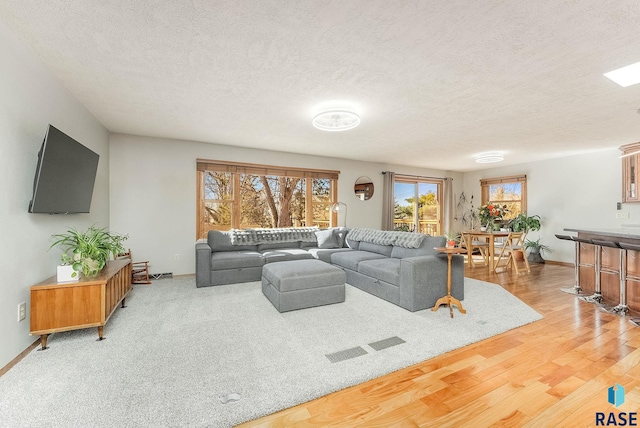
28,124,100,214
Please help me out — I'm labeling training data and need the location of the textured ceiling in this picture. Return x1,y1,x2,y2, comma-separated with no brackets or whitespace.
1,1,640,171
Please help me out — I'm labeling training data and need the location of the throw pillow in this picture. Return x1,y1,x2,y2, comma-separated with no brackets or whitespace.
333,228,347,248
315,229,339,249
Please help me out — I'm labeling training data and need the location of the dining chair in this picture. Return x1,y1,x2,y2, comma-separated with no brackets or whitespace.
460,232,489,267
494,232,530,273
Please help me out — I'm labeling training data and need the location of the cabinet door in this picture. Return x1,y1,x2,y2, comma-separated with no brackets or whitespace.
578,242,595,266
600,246,620,272
578,265,595,294
627,249,640,279
621,143,640,203
622,155,638,202
600,271,621,303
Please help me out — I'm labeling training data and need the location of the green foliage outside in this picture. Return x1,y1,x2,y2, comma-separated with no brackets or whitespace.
394,190,439,233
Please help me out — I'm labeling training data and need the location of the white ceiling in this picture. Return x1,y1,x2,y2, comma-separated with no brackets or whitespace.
1,1,640,171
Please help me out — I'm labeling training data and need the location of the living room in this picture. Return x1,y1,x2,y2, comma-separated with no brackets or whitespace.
2,2,640,426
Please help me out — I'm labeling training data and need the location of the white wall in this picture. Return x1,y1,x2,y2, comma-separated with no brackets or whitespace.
463,149,633,263
0,20,109,369
109,134,463,275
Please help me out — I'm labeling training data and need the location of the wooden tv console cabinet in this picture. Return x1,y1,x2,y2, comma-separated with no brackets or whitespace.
30,259,132,350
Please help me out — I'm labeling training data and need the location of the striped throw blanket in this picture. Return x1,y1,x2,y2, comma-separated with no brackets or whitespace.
348,228,426,248
229,227,319,245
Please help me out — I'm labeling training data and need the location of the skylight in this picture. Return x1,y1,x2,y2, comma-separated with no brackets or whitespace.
604,62,640,87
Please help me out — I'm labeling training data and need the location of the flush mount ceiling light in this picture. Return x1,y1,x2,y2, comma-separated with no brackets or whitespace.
604,61,640,87
312,110,360,132
475,152,504,163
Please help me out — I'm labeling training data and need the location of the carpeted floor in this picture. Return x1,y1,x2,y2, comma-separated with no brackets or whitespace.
0,276,542,427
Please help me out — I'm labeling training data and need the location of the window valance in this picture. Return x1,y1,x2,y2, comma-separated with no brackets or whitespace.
196,159,339,180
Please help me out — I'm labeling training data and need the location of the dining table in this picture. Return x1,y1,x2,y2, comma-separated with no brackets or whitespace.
462,230,511,273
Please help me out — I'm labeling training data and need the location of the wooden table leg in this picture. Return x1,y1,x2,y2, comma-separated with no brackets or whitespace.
432,251,467,317
490,237,497,272
37,334,49,351
97,326,105,341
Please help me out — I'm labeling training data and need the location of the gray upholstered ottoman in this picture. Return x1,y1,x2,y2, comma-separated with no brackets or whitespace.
262,259,346,312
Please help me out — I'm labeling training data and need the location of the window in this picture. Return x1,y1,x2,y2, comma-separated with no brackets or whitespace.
480,175,527,220
393,177,442,235
196,160,339,239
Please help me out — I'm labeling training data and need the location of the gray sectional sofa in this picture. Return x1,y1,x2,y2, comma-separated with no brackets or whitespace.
195,227,463,312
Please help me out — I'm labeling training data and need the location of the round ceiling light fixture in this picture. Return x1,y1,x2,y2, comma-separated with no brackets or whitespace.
312,110,360,131
475,152,505,163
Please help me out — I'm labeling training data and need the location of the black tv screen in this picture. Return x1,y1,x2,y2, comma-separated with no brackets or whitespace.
28,125,100,214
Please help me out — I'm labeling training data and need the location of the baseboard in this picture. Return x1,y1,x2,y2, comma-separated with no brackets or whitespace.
544,260,574,267
0,338,40,378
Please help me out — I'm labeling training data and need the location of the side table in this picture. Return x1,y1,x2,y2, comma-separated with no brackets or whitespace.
432,246,467,318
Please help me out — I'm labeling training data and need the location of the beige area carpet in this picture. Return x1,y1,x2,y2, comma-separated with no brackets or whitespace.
0,276,542,427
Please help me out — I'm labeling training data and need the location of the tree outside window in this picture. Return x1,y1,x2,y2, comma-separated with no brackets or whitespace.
197,161,338,239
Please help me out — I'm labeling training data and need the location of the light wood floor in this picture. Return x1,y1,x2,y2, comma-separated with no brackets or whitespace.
239,261,640,427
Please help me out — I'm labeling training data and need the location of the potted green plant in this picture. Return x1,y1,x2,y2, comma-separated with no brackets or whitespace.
524,237,551,263
507,213,541,260
508,213,541,234
444,231,459,248
51,226,128,281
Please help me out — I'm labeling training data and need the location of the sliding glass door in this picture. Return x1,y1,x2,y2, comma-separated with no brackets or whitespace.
393,179,442,235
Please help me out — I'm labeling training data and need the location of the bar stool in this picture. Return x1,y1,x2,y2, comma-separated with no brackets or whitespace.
614,242,640,316
592,239,629,316
584,240,625,312
593,240,627,315
555,234,581,294
577,237,603,304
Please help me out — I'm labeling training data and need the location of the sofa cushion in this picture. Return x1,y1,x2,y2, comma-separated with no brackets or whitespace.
315,229,340,249
260,248,314,263
391,235,446,258
258,242,300,251
300,239,318,248
345,235,360,250
357,258,401,286
262,259,345,292
210,251,265,270
307,247,353,263
330,250,386,271
208,230,257,252
359,241,393,257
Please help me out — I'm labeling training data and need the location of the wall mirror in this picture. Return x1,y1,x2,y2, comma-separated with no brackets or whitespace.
354,176,374,200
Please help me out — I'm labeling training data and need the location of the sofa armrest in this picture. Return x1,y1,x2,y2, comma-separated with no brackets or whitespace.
195,242,212,288
398,254,464,311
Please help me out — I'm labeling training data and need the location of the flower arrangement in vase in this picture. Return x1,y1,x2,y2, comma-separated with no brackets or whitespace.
478,204,508,231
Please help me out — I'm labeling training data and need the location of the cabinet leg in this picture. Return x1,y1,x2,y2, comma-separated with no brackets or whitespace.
97,326,105,341
37,334,49,351
121,298,126,308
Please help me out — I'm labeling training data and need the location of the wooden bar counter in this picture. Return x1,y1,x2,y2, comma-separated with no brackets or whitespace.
565,228,640,312
30,259,132,349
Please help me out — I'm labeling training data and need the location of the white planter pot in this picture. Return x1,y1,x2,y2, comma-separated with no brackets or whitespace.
57,265,79,283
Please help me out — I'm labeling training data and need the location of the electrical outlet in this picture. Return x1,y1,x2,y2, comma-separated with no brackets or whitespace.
174,254,180,261
18,302,26,322
616,211,630,219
